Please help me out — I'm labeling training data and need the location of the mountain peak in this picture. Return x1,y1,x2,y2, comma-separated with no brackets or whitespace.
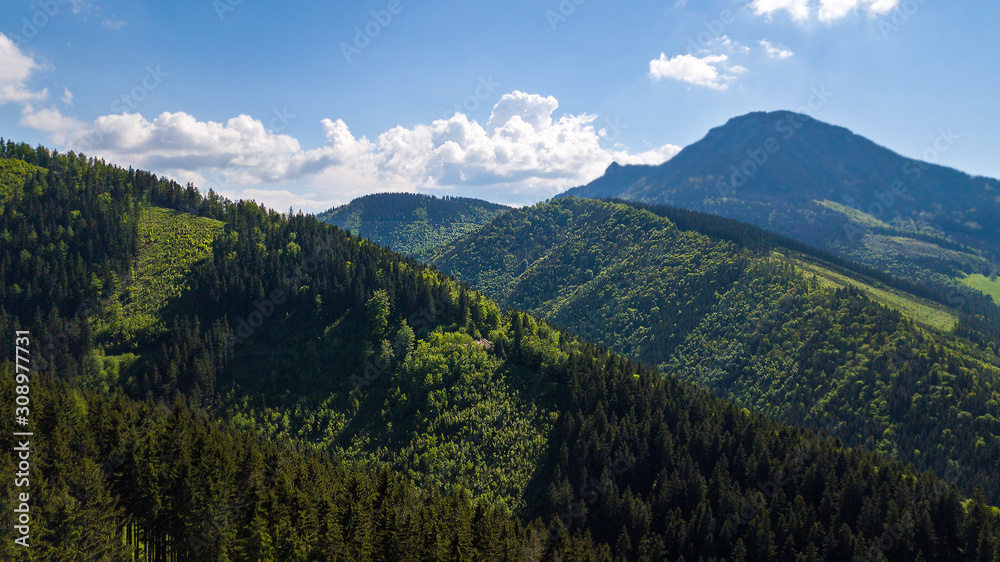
559,110,1000,265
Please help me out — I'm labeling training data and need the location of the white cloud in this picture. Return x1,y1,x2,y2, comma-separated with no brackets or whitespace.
750,0,900,22
76,111,305,183
649,53,740,90
818,0,899,21
216,188,337,214
610,144,683,166
102,16,127,31
20,90,678,209
0,34,49,104
759,39,795,59
20,105,86,144
1,32,680,210
749,0,812,22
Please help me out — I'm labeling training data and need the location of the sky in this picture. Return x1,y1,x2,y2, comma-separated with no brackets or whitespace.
1,0,997,211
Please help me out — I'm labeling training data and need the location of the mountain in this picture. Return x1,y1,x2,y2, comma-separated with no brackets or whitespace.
316,192,509,259
431,196,1000,505
560,111,1000,303
4,143,1000,560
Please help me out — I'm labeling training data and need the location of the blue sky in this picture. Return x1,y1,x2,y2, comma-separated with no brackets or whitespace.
1,0,997,210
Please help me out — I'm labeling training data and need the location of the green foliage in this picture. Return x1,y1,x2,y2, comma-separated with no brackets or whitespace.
0,158,40,206
317,192,509,259
366,289,391,341
434,197,1000,506
4,143,1000,560
962,273,1000,303
559,111,1000,339
95,206,224,346
0,366,543,561
784,251,959,331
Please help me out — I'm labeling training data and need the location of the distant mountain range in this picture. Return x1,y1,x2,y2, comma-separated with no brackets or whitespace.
316,192,508,259
560,111,1000,298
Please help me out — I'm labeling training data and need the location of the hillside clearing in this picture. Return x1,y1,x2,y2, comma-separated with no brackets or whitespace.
961,273,1000,303
779,250,959,331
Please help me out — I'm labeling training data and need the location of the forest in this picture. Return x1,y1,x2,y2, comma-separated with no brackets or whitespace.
316,192,509,259
559,111,1000,313
1,141,1000,560
431,197,1000,506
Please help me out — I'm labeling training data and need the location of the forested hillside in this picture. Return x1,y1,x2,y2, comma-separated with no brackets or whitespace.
431,197,1000,506
2,143,1000,560
316,192,509,259
559,111,1000,309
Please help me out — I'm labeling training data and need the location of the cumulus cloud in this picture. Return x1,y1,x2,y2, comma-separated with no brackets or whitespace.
0,34,48,104
215,188,337,214
2,28,679,209
749,0,900,22
610,144,683,166
749,0,811,22
19,89,678,209
20,105,86,144
759,39,795,59
649,53,740,90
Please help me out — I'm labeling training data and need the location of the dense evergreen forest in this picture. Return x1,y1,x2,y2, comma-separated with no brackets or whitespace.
316,192,509,259
431,197,1000,506
2,141,1000,560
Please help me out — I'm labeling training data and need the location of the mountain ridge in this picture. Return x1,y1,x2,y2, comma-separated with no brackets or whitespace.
316,191,509,259
3,141,1000,559
560,111,1000,302
430,196,1000,504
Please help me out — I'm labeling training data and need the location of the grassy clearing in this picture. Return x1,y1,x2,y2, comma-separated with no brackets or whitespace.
778,251,959,332
814,199,892,229
960,273,1000,303
99,206,224,343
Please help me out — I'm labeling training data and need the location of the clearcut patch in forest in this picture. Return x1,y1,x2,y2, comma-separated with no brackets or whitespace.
96,206,224,344
778,250,960,331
